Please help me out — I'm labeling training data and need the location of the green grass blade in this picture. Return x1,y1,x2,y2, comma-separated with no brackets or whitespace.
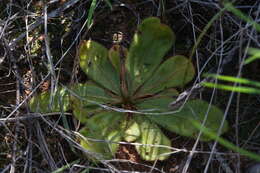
202,82,260,94
247,47,260,55
204,74,260,88
87,0,97,28
244,47,260,65
192,121,260,161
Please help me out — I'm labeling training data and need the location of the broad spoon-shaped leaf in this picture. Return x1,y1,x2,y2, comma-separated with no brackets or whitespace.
146,99,229,141
79,112,124,159
29,87,70,113
135,118,171,161
126,17,175,95
80,40,121,95
138,55,195,95
70,83,118,123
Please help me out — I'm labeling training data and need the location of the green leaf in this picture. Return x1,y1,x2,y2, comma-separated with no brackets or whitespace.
80,127,122,159
135,118,171,161
108,45,121,72
139,55,195,94
79,112,124,159
135,94,174,112
70,83,119,123
29,87,70,113
86,112,124,134
79,40,120,94
156,88,179,97
108,45,128,72
121,118,141,142
146,99,228,141
71,83,118,101
71,98,95,124
126,17,175,95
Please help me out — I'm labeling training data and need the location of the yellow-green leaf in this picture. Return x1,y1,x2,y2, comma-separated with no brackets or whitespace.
108,44,128,72
70,83,118,123
79,112,124,159
135,119,171,161
29,87,70,113
80,127,122,159
79,40,120,94
122,119,141,142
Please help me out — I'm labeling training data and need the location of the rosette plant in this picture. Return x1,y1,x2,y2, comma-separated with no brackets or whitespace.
29,17,228,161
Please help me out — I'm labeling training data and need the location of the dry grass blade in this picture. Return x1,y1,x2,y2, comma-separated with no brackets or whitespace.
35,121,58,171
9,0,81,49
